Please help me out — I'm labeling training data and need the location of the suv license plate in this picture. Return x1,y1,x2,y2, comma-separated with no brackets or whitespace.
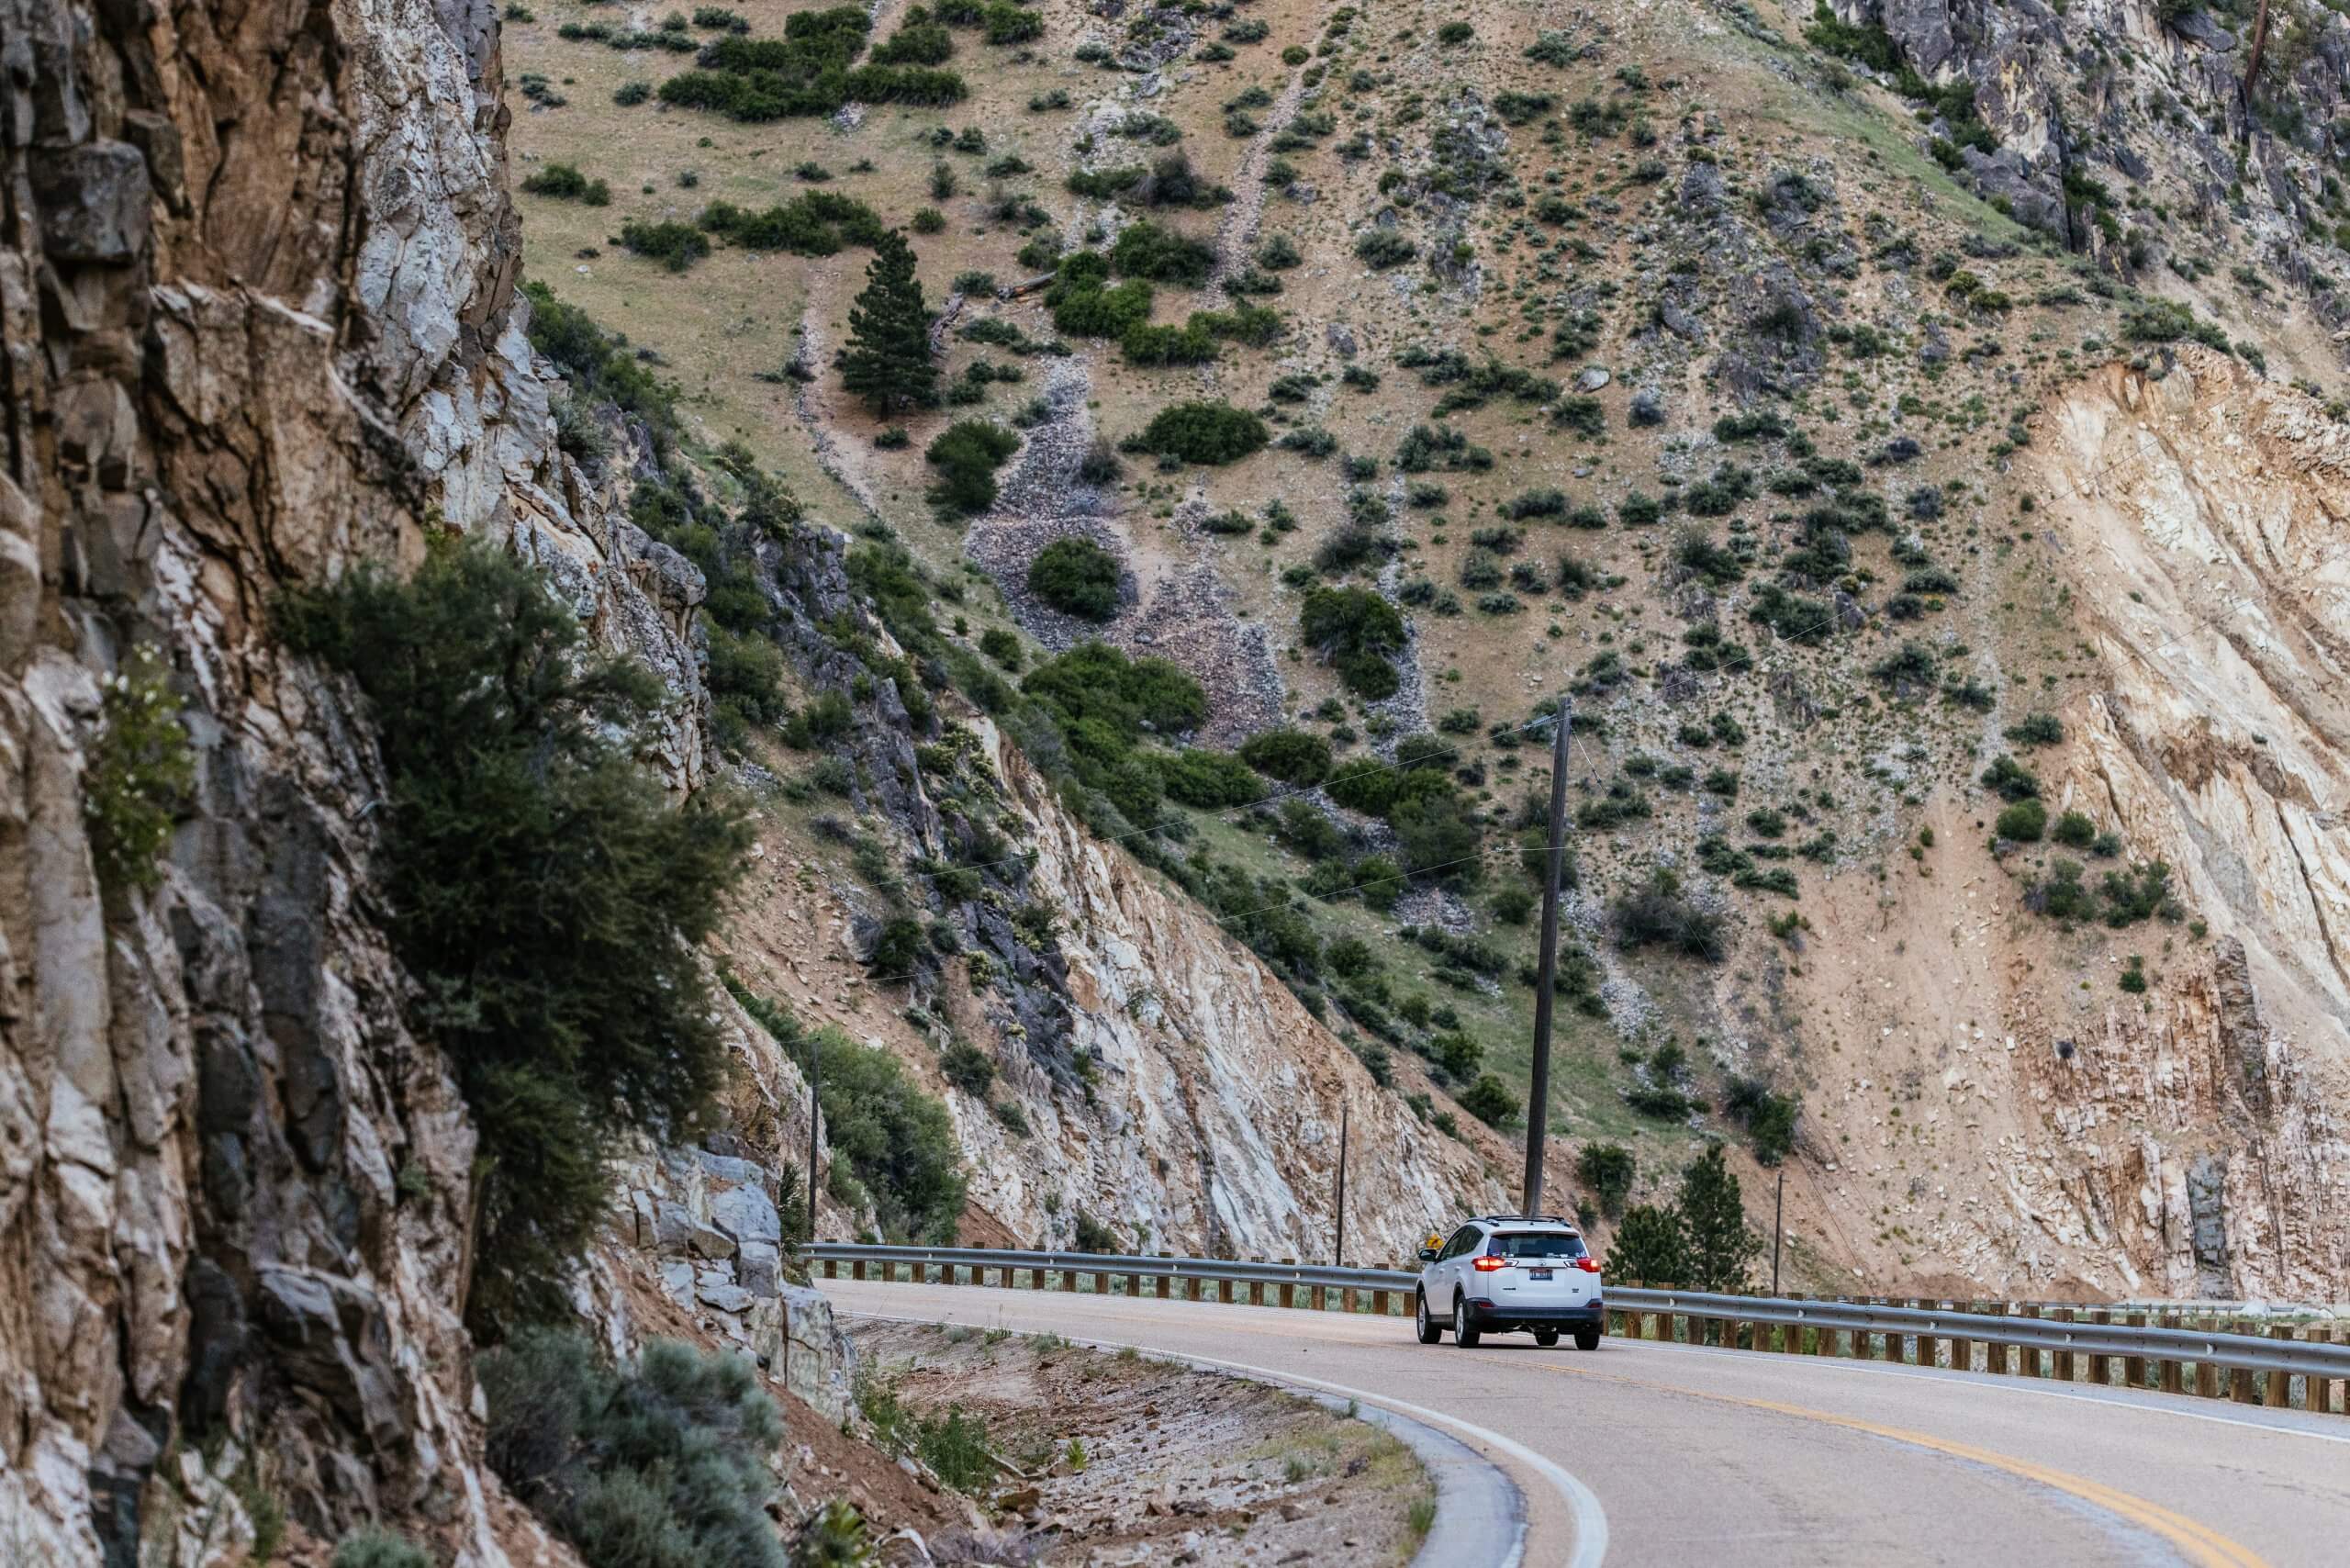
1528,1268,1552,1280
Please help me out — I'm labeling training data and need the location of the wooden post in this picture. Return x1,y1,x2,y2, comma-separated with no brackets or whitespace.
823,1259,838,1280
1310,1284,1326,1311
1373,1289,1390,1316
2053,1308,2076,1383
2125,1313,2147,1389
2087,1310,2110,1386
2160,1314,2185,1396
1343,1287,1359,1315
853,1259,867,1282
1093,1271,1108,1296
1060,1265,1077,1292
1154,1271,1169,1299
1219,1278,1234,1305
2196,1320,2221,1399
2267,1327,2294,1409
1280,1260,1295,1310
2020,1305,2042,1378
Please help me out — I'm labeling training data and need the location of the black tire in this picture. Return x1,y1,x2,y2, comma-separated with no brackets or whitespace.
1574,1326,1602,1351
1453,1295,1482,1348
1416,1292,1444,1344
1533,1328,1561,1347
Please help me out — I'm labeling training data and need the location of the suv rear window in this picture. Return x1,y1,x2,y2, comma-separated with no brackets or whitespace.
1490,1231,1587,1260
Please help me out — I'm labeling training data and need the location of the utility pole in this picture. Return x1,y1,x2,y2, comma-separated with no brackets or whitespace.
1772,1167,1785,1296
1522,694,1573,1217
1333,1102,1349,1267
805,1037,822,1245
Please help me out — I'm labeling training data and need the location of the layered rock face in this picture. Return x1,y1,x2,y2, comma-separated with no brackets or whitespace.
2028,352,2350,1298
957,725,1511,1265
0,0,700,1559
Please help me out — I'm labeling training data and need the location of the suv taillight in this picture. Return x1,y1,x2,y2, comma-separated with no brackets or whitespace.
1472,1255,1508,1271
1573,1257,1602,1272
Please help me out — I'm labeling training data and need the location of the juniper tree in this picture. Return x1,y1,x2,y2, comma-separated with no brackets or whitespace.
840,230,936,416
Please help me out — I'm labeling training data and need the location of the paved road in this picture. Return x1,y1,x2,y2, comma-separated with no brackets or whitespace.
828,1279,2350,1567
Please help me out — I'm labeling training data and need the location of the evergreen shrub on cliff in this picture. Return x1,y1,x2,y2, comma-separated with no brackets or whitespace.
278,538,751,1328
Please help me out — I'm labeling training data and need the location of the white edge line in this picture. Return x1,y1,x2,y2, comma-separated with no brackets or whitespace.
843,1308,1611,1568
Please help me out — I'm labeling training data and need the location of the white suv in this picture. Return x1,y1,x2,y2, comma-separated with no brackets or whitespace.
1414,1215,1605,1350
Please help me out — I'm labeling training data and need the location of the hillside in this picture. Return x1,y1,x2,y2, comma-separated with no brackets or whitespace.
495,0,2348,1298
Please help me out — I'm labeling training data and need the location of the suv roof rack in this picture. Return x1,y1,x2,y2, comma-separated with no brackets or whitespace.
1471,1213,1578,1227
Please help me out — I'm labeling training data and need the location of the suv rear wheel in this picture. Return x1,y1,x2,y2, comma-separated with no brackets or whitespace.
1415,1292,1444,1344
1533,1328,1560,1347
1574,1326,1602,1351
1452,1294,1482,1348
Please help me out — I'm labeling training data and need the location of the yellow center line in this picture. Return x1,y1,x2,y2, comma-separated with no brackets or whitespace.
1478,1352,2270,1568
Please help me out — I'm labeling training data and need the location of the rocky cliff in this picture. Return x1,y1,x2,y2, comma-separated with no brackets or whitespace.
0,0,705,1558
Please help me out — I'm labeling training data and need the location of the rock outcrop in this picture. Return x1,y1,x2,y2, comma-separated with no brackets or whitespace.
1,0,703,1559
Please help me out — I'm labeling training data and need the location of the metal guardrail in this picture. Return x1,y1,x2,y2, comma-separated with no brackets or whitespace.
805,1242,2350,1396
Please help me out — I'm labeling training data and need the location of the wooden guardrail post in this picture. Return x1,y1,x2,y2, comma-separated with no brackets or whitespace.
2232,1321,2258,1403
1372,1287,1390,1316
2124,1313,2146,1389
2159,1315,2184,1394
2195,1317,2221,1398
1279,1260,1295,1309
1949,1306,1972,1374
2020,1305,2042,1377
2087,1310,2110,1386
2053,1308,2076,1382
2267,1327,2294,1409
852,1258,867,1281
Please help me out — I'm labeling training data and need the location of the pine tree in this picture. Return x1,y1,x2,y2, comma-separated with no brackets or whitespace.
1607,1202,1686,1285
1676,1142,1761,1292
840,230,935,416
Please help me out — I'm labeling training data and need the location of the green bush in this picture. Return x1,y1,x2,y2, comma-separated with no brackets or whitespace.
979,626,1022,668
2005,712,2065,747
1458,1073,1518,1126
1138,400,1268,464
1026,536,1123,620
2051,810,2097,848
1299,586,1406,697
1575,1143,1635,1217
1024,641,1207,736
1722,1076,1798,1164
1611,868,1725,961
1237,726,1332,784
330,1530,430,1568
926,420,1021,514
940,1040,997,1096
1979,754,2041,801
1994,798,2048,842
1110,219,1217,285
1161,747,1262,807
482,1329,787,1568
83,644,194,894
520,162,611,204
277,541,748,1327
1355,229,1417,269
619,220,712,271
816,1029,967,1238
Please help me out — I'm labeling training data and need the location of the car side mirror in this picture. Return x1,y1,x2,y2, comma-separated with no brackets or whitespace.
1416,1247,1438,1262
